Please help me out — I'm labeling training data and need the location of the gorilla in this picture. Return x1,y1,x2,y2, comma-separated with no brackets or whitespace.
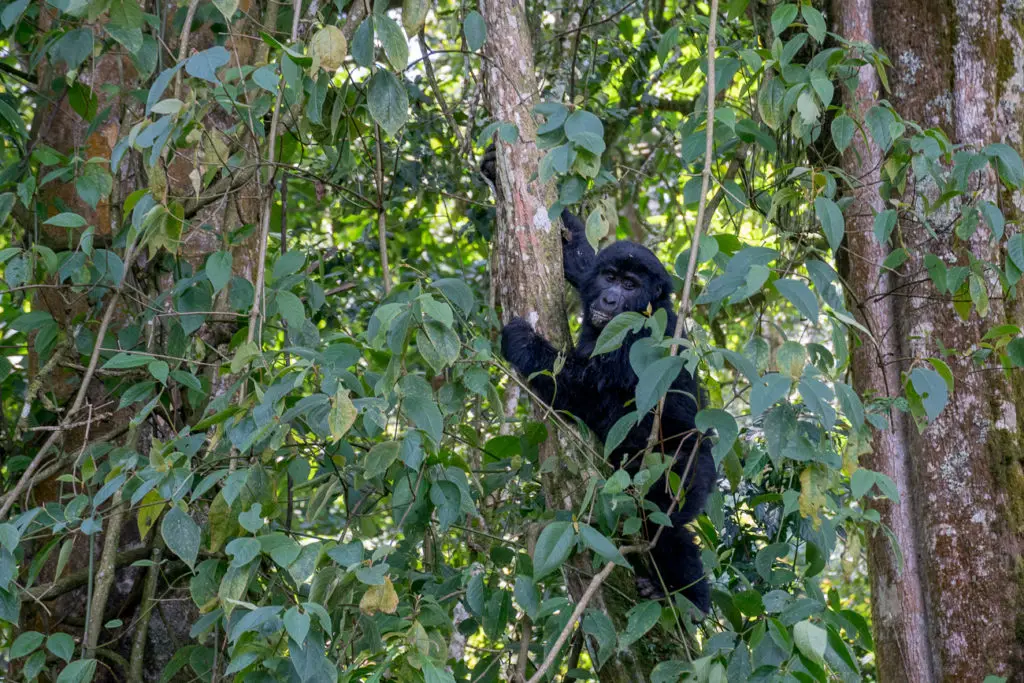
481,145,716,613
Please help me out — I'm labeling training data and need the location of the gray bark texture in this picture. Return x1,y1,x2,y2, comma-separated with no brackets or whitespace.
834,0,1024,680
477,0,657,679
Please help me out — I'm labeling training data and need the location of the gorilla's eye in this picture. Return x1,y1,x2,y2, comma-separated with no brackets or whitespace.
603,273,616,284
621,277,638,291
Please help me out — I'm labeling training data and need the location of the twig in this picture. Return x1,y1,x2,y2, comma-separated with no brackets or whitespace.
373,123,392,294
173,0,202,98
85,491,127,658
647,0,719,450
21,546,152,601
418,31,466,147
0,239,139,521
525,561,616,683
128,541,163,682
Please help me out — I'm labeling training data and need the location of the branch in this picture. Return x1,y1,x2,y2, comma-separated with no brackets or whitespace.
21,546,152,601
647,0,719,451
525,560,616,683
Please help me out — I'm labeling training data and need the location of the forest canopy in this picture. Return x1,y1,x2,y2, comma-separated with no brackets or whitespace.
1,0,1023,681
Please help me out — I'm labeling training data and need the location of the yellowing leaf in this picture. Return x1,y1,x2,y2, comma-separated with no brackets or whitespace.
310,26,347,71
359,576,399,615
401,0,428,35
329,388,357,441
799,465,828,530
137,489,166,540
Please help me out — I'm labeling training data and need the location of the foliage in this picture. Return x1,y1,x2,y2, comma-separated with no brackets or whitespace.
0,0,1021,681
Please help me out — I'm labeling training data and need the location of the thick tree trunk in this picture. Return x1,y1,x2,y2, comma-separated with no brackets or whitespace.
19,0,270,678
835,0,1024,680
477,0,652,679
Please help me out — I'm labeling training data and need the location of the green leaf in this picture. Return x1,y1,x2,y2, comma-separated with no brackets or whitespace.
831,114,855,153
284,606,311,645
592,312,646,355
225,537,261,567
272,250,305,279
814,196,844,252
404,395,443,445
230,341,262,373
873,209,897,245
238,503,264,533
185,46,230,84
1,0,29,29
102,352,153,369
1007,338,1024,367
367,69,409,137
793,620,827,665
532,521,575,580
635,356,684,416
757,78,786,130
364,440,401,478
771,3,798,36
55,659,97,683
375,14,408,69
11,631,44,658
211,0,237,21
984,142,1024,188
463,10,486,51
1008,234,1024,272
148,360,169,384
351,18,374,68
619,601,661,649
564,110,605,155
275,290,305,328
432,278,475,313
774,279,819,322
44,212,87,228
579,524,629,567
909,367,947,421
47,633,75,662
161,507,200,570
696,408,737,464
12,311,55,333
603,411,639,459
802,5,826,41
205,250,232,293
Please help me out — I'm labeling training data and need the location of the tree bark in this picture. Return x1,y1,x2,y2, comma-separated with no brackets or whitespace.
477,0,652,679
835,0,1024,680
19,0,269,678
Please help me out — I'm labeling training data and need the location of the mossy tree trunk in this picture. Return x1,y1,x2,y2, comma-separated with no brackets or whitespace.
834,0,1024,679
478,0,655,679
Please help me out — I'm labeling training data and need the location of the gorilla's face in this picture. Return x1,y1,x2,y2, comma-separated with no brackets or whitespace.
582,242,671,328
589,268,646,327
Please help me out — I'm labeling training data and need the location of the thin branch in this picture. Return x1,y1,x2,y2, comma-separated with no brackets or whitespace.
21,547,152,601
525,561,616,683
373,122,392,294
85,491,127,658
647,0,719,450
173,0,202,98
0,237,139,521
418,30,465,148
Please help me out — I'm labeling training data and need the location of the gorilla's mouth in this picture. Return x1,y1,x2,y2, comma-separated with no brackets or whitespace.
590,308,612,326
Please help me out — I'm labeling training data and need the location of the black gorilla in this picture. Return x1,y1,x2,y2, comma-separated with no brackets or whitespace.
482,146,716,612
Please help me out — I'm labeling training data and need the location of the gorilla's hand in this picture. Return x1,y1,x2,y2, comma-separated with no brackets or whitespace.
480,143,497,187
500,317,538,372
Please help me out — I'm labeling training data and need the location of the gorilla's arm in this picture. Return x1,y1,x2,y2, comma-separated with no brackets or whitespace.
500,317,593,411
560,209,596,290
480,144,594,290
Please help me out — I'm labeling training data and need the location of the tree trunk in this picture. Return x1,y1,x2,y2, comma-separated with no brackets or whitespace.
17,0,272,677
835,0,1024,679
477,0,653,679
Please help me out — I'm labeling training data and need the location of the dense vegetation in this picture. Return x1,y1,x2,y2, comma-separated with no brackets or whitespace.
0,0,1022,680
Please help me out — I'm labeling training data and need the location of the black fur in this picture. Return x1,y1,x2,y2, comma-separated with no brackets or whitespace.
482,143,715,611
